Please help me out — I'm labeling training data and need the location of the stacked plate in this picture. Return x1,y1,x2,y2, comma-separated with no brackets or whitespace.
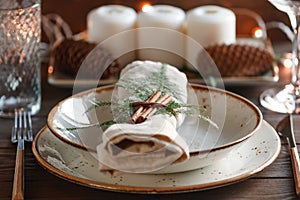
32,84,281,193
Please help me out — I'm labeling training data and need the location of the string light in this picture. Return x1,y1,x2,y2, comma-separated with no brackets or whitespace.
48,66,54,74
283,57,293,68
139,2,152,12
281,53,298,68
251,27,264,38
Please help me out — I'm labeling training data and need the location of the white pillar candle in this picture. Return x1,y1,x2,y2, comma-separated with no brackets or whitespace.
186,5,236,47
87,5,137,43
137,5,186,68
185,5,236,71
87,5,137,67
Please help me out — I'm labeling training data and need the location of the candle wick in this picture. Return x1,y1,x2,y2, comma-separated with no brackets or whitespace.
157,9,172,13
108,9,123,14
205,10,218,14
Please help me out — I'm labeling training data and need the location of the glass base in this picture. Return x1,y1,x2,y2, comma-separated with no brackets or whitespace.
259,84,300,114
0,102,40,118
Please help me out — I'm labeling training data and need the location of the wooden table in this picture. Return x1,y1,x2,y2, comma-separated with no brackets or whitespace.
1,43,300,199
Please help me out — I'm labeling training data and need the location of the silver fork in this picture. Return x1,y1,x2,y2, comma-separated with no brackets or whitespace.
11,109,33,200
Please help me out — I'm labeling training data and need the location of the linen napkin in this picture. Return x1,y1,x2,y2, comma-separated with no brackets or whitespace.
96,60,190,174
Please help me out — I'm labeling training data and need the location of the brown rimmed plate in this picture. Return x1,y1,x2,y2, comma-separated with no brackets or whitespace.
32,121,280,193
46,84,263,173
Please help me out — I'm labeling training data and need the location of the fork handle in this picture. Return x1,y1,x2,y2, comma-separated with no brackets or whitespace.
12,149,24,200
290,147,300,196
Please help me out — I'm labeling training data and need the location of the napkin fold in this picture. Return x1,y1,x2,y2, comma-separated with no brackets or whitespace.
96,60,190,174
97,114,189,174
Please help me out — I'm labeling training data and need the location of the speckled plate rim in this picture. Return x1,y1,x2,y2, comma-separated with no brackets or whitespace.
47,83,263,154
32,121,280,194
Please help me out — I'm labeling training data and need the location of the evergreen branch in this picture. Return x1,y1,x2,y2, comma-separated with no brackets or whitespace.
155,101,218,129
116,63,182,102
56,120,117,131
198,115,219,130
85,101,111,113
75,63,218,130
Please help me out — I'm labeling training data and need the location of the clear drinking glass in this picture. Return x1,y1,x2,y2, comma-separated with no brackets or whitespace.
260,0,300,113
0,0,41,117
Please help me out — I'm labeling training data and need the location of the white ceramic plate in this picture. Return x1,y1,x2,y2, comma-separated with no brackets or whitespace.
47,84,262,151
47,84,262,173
32,121,280,193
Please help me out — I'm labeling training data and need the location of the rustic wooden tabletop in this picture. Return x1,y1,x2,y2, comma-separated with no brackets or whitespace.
1,1,299,198
1,43,300,199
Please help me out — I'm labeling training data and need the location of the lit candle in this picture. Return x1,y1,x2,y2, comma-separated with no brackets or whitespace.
87,5,137,67
137,5,186,68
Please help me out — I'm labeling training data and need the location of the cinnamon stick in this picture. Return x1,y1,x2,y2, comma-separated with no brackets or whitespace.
147,95,172,118
136,93,172,123
131,92,161,123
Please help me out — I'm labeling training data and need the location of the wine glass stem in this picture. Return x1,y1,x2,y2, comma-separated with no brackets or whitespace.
289,14,300,94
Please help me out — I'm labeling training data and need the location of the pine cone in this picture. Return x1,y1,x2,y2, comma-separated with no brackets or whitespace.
51,39,120,79
204,44,274,77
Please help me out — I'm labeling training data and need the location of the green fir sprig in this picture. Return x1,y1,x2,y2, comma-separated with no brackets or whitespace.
59,63,218,131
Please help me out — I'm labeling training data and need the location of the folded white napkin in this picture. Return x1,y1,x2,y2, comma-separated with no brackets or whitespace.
96,60,190,174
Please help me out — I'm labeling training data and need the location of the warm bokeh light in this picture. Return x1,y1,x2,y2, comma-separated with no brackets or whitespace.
283,58,293,68
281,53,298,68
48,66,54,74
139,2,152,12
251,27,263,38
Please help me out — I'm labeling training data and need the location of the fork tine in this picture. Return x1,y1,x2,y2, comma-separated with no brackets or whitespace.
18,111,23,141
11,109,33,143
23,111,27,141
24,111,33,142
11,109,18,143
